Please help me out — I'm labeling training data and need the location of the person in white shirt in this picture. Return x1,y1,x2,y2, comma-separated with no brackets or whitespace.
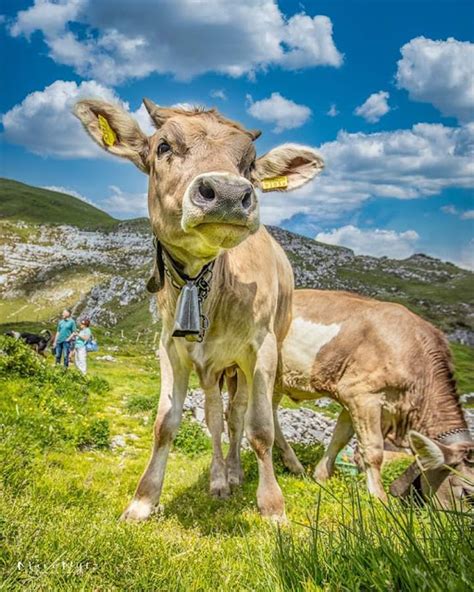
74,318,92,375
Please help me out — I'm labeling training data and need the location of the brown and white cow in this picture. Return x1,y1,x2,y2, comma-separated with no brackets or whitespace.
74,99,324,521
224,289,474,508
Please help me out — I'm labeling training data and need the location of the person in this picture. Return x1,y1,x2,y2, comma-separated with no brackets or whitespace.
74,318,91,375
52,309,76,368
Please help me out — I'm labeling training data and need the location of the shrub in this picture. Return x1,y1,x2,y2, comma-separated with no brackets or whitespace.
75,418,110,450
1,336,111,492
0,335,48,379
87,375,110,395
126,393,158,414
173,414,211,456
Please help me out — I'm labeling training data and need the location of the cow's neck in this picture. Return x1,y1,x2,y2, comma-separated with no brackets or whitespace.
156,238,219,342
415,379,468,441
161,239,221,279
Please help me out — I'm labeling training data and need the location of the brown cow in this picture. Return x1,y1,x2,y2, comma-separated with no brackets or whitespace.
224,289,473,508
74,99,324,521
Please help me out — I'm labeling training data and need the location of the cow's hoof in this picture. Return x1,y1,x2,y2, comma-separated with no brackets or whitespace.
283,455,305,476
120,499,153,522
210,480,231,499
258,488,286,522
313,462,332,484
260,506,287,524
268,511,288,525
227,467,244,490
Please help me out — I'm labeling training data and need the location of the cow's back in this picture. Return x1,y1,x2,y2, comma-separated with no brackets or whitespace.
281,289,448,402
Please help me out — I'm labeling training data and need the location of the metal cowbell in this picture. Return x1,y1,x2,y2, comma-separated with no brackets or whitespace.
172,281,201,341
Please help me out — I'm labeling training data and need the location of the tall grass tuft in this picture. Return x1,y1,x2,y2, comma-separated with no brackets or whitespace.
274,483,473,592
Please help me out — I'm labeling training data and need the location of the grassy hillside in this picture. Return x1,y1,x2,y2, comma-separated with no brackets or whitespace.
2,338,472,591
0,178,117,229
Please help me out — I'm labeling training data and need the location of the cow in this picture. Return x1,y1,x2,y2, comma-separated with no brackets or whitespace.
74,99,324,521
223,289,473,508
5,329,52,356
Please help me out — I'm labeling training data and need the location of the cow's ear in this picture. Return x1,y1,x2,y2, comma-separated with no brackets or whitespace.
409,431,445,470
74,99,150,173
253,143,324,192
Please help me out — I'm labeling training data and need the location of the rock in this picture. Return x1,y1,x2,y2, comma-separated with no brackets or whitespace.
110,435,126,449
96,354,116,362
460,393,474,405
182,388,343,448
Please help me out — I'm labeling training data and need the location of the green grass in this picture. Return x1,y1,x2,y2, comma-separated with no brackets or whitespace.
275,487,473,592
451,342,474,395
1,338,472,591
0,178,117,229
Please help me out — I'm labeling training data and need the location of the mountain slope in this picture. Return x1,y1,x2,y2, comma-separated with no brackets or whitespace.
0,178,117,229
1,180,473,343
269,226,474,337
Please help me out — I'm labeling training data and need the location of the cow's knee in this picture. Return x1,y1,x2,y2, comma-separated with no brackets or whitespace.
154,411,181,447
246,426,274,459
361,445,386,500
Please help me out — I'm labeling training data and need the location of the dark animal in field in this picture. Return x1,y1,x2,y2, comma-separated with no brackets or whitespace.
6,329,52,356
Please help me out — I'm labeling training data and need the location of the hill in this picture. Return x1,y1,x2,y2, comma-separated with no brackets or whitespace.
1,179,473,347
0,178,117,229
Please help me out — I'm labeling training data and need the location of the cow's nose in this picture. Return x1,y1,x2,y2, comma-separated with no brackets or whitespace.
190,175,255,214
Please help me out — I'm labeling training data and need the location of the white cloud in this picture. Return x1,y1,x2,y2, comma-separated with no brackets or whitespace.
440,205,474,220
1,79,153,158
132,103,155,136
8,1,342,84
246,92,311,133
315,225,419,259
441,204,458,215
457,239,474,270
396,37,474,123
1,80,121,158
210,89,227,101
42,185,94,205
260,122,474,226
354,91,390,123
327,104,339,117
9,0,84,37
103,185,147,218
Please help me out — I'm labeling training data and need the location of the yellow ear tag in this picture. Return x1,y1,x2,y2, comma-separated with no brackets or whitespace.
261,175,288,192
97,114,117,147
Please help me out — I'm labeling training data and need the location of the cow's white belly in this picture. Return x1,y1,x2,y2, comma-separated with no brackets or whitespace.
282,318,341,378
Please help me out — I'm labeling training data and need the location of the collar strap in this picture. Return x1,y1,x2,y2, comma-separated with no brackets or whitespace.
434,428,472,446
147,237,215,342
161,246,214,290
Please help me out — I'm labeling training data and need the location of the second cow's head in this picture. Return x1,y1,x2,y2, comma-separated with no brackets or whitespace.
74,99,323,266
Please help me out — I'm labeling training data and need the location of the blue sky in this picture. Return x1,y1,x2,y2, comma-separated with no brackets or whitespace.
1,0,473,267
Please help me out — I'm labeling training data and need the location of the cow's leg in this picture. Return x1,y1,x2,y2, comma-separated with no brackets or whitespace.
225,369,247,489
313,408,354,482
244,333,285,520
272,393,305,475
347,395,386,501
121,340,190,521
203,380,230,498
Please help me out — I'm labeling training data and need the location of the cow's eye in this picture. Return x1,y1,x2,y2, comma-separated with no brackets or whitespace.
157,142,171,156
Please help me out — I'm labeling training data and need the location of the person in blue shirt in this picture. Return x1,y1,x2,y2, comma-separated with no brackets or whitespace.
53,309,76,368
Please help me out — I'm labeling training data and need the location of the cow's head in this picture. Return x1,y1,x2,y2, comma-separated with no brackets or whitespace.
390,430,474,510
74,99,324,275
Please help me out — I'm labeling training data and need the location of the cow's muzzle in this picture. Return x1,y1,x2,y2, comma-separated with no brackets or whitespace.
182,172,259,235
